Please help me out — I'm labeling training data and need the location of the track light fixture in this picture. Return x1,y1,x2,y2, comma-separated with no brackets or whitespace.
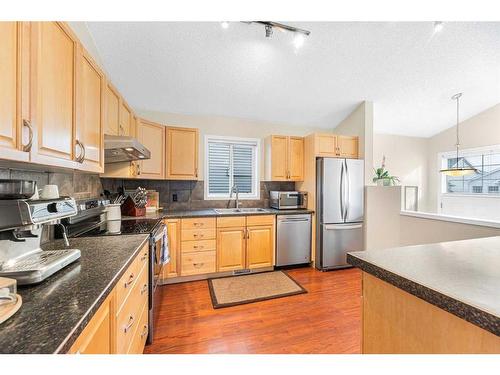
242,21,311,48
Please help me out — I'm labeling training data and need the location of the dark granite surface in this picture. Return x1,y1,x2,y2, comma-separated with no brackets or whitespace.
123,208,314,220
0,234,149,354
347,236,500,337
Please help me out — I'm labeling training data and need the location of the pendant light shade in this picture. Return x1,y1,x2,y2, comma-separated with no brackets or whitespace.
440,93,477,176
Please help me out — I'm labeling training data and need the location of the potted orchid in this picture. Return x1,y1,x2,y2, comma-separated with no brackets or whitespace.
373,156,400,186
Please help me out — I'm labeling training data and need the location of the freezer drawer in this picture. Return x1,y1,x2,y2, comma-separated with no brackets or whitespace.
319,223,363,269
276,214,312,266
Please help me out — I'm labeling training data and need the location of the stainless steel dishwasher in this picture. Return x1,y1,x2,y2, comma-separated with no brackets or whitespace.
276,214,312,266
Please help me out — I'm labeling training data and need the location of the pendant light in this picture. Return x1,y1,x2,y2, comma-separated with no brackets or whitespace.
440,93,477,176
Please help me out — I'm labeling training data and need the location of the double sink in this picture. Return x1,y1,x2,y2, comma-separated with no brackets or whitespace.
213,208,271,215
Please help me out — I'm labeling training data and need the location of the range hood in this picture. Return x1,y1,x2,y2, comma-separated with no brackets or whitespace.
104,134,151,163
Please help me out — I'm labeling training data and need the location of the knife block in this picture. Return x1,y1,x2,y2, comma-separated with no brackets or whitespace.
121,196,146,217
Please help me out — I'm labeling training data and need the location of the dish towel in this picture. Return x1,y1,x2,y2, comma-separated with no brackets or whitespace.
160,227,170,265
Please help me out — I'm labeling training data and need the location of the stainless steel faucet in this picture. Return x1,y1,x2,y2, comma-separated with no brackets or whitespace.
229,184,240,209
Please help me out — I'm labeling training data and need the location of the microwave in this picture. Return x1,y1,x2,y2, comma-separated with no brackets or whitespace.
270,191,308,210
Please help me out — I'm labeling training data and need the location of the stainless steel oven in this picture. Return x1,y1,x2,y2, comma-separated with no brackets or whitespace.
270,191,308,210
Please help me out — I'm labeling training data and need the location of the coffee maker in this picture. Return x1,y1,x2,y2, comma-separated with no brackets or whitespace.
0,194,81,285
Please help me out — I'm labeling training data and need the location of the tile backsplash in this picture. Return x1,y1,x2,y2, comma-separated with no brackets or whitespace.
0,168,103,199
100,179,296,211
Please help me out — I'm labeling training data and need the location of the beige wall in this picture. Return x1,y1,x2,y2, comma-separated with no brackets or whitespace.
137,110,327,180
334,101,374,185
373,134,429,211
427,103,500,213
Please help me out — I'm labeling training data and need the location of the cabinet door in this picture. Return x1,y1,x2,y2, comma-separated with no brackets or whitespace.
0,22,30,162
288,136,304,181
119,100,132,136
68,292,112,354
105,83,120,136
76,47,104,173
315,134,338,157
162,219,180,279
31,22,76,168
270,135,288,181
338,135,359,158
136,119,165,179
166,127,199,180
216,227,246,272
246,225,275,269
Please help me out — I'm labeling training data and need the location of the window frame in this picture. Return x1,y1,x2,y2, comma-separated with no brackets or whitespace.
437,144,500,212
204,135,261,200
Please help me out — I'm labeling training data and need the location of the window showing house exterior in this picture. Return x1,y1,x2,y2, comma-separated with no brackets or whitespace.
443,150,500,195
205,136,260,199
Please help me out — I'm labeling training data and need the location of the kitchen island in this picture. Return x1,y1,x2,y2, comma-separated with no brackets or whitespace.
0,234,149,354
347,236,500,353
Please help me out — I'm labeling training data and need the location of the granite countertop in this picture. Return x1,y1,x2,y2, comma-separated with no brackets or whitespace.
0,234,149,354
124,208,314,220
347,236,500,336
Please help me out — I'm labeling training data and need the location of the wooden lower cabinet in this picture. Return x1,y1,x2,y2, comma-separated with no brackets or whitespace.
216,227,246,272
68,292,113,354
162,219,180,279
247,224,275,269
69,243,149,354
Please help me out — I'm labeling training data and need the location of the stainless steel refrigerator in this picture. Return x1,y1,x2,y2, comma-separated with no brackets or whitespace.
316,157,364,270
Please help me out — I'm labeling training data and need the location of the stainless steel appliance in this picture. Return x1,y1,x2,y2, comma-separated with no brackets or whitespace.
104,134,151,163
316,158,364,270
0,195,80,284
59,198,168,345
276,214,312,266
270,191,308,210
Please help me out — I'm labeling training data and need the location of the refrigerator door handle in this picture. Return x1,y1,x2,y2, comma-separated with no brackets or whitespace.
324,223,363,230
344,160,350,221
340,161,345,220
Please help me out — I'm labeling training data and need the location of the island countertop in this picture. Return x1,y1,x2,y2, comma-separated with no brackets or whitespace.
0,234,149,354
347,236,500,337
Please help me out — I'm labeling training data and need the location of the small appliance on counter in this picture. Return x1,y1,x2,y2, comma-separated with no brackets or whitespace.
270,191,308,210
0,180,81,285
58,197,168,345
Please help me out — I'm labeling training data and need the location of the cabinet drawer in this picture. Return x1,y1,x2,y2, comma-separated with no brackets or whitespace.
181,217,215,229
181,251,216,276
181,239,216,253
246,215,275,226
181,228,216,241
116,264,149,353
127,300,149,354
217,216,246,228
115,243,149,311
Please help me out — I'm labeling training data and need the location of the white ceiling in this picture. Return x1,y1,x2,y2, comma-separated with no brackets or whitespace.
86,22,500,137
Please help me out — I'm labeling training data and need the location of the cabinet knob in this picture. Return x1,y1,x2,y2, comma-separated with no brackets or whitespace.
22,119,33,152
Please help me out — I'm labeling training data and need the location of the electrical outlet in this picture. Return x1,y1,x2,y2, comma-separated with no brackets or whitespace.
172,193,178,202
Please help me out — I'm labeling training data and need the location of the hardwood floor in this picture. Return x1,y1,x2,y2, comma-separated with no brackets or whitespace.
145,267,362,354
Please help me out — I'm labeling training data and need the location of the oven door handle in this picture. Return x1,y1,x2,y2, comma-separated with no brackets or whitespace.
153,223,167,242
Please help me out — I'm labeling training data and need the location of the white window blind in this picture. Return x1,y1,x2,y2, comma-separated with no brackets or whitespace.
205,136,260,199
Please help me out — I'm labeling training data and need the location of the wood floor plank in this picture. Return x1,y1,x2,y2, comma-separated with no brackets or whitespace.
145,267,362,354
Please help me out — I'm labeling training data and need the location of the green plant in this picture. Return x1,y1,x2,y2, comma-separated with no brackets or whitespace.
373,156,400,185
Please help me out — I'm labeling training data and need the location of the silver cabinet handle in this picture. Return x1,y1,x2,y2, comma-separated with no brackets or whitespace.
140,324,148,339
193,262,204,268
140,283,148,295
22,119,33,152
124,273,135,288
75,140,84,163
123,315,134,333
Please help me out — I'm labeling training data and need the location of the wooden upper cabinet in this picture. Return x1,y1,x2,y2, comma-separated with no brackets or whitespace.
136,119,165,179
270,135,288,181
246,224,274,269
31,22,77,168
337,135,359,158
119,100,132,136
267,135,304,181
0,22,30,162
75,47,104,173
105,83,120,136
165,126,199,180
314,133,338,157
217,227,246,272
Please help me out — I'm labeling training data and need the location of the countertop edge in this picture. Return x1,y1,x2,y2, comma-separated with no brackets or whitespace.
346,253,500,337
159,209,315,219
53,234,150,354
